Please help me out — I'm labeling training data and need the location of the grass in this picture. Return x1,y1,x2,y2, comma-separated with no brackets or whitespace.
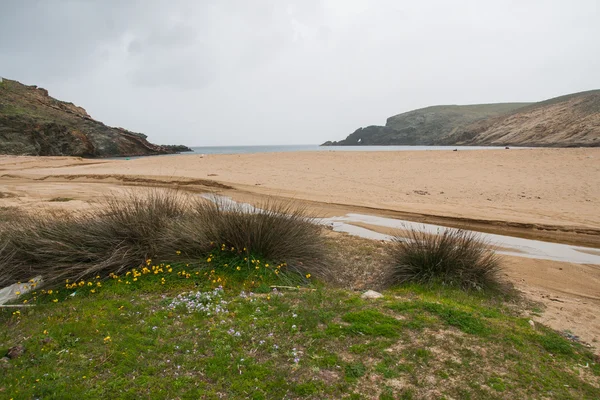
388,228,504,291
1,191,599,398
1,261,598,399
0,190,325,288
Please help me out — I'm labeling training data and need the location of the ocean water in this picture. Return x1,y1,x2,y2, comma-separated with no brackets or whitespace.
187,145,515,155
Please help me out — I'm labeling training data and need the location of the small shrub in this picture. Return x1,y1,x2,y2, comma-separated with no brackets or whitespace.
165,196,327,277
388,227,503,291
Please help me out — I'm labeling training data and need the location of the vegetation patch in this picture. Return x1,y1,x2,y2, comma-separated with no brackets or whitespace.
1,262,599,399
388,227,504,292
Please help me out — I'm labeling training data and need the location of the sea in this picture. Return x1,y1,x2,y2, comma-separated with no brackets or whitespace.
185,145,514,155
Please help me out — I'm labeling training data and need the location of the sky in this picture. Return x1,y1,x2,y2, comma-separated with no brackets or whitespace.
1,0,599,146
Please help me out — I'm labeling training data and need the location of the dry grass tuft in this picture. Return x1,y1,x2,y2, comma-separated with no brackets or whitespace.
388,228,504,292
0,191,327,287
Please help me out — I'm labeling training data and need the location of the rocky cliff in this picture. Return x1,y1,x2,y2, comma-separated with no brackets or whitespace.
325,103,530,146
0,78,191,157
439,90,600,147
325,89,600,147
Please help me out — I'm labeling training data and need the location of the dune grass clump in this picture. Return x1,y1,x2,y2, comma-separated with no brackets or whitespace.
388,227,503,291
0,190,189,287
166,197,327,278
0,191,326,288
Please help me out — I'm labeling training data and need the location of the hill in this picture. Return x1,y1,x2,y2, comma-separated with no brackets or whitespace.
440,90,600,147
323,103,530,146
0,78,191,157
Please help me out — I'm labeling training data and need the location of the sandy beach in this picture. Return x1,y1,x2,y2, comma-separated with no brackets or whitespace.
1,148,600,345
2,148,599,237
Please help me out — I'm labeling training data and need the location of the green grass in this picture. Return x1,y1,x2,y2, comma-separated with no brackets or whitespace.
1,258,598,399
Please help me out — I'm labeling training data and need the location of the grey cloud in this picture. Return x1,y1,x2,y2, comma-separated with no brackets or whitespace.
1,0,599,145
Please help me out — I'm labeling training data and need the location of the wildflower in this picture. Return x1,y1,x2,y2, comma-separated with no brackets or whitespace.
118,306,124,310
292,313,297,318
96,282,102,287
168,268,173,273
96,275,100,279
87,282,92,287
15,291,21,295
103,336,111,343
43,329,48,335
207,258,212,263
23,299,28,304
265,264,269,268
292,325,297,329
176,250,181,255
90,289,96,294
305,274,311,279
52,299,58,303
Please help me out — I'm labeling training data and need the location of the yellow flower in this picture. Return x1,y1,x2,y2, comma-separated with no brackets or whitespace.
176,250,181,255
103,336,111,343
133,278,138,282
267,295,271,300
43,330,48,335
65,279,69,283
15,291,20,295
90,289,96,294
52,299,58,303
96,275,100,279
87,282,92,287
168,268,173,273
305,274,311,279
236,266,241,271
96,282,102,287
23,299,28,304
207,258,212,263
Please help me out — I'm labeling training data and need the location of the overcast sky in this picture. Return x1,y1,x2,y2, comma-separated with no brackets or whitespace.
1,0,599,146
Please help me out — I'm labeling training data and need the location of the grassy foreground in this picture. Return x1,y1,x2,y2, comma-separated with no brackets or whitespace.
1,257,599,399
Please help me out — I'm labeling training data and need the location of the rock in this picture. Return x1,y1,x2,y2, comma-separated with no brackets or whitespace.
0,78,185,157
361,290,384,299
6,345,24,359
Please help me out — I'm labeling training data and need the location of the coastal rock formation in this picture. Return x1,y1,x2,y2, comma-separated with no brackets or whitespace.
439,90,600,147
0,78,192,157
326,89,600,147
325,103,530,146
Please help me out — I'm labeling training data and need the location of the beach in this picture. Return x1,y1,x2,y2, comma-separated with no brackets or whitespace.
2,147,599,232
1,147,600,344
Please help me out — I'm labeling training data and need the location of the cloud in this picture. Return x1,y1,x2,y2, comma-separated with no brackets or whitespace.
1,0,599,145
